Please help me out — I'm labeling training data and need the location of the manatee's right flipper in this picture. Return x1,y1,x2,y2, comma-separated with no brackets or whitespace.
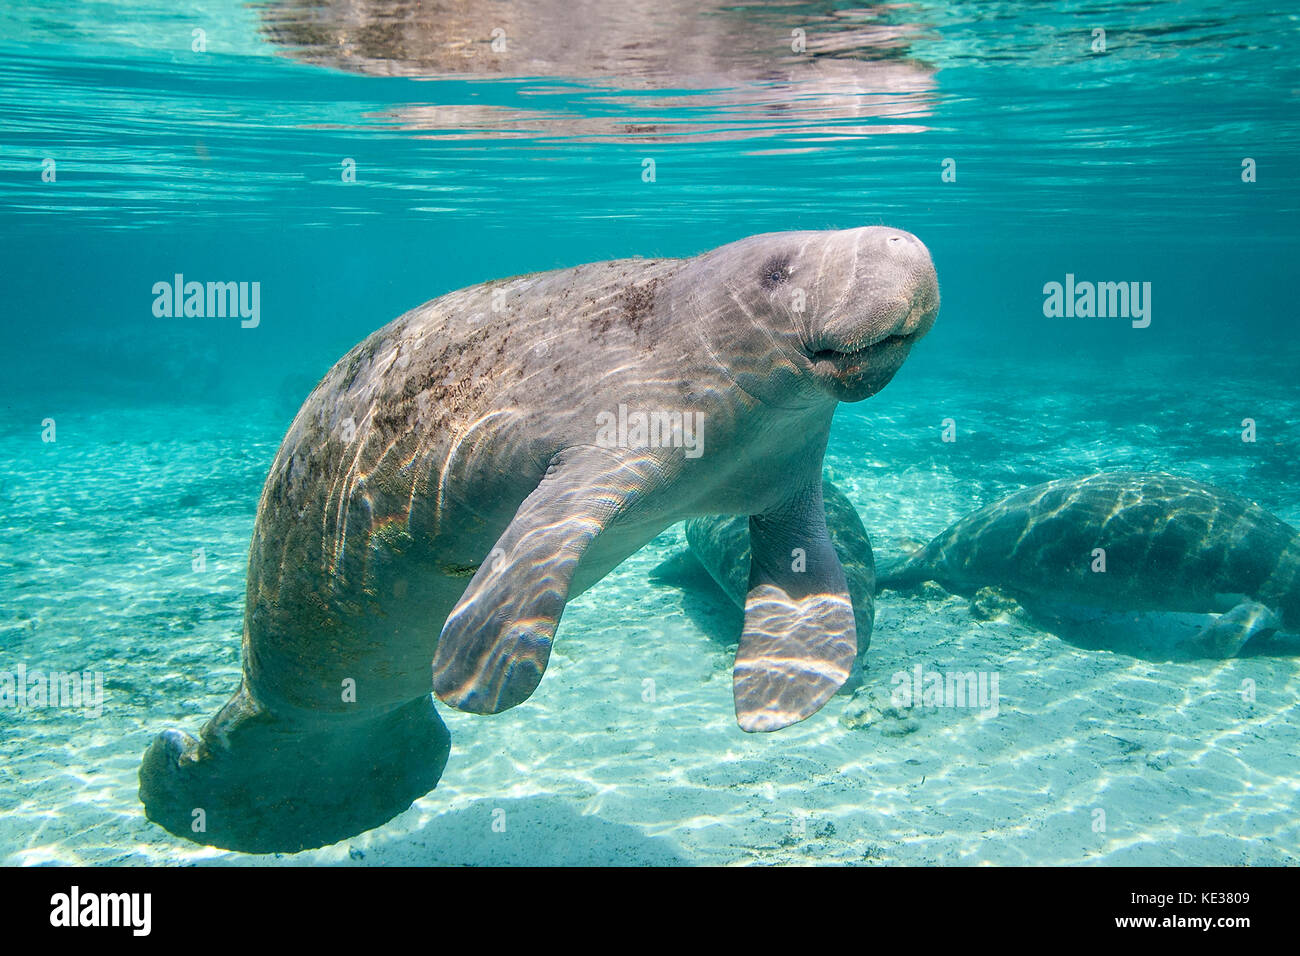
433,446,676,715
1185,602,1282,658
734,479,857,732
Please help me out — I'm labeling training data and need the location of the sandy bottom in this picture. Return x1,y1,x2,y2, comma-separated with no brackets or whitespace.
2,349,1298,866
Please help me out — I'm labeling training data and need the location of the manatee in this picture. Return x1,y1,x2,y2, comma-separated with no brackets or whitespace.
259,0,937,142
139,226,940,852
684,477,875,689
878,472,1300,658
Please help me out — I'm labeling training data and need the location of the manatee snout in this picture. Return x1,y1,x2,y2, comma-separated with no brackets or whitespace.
806,227,939,401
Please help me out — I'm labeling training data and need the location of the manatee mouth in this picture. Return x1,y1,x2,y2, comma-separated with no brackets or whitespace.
807,295,932,363
805,326,921,401
809,331,913,363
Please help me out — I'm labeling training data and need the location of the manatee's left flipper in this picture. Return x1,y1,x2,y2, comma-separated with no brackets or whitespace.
1186,602,1282,658
734,480,857,732
432,445,674,715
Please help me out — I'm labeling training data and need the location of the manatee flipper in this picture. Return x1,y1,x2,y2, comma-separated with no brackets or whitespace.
1185,602,1282,658
734,480,857,732
682,476,875,695
432,447,672,715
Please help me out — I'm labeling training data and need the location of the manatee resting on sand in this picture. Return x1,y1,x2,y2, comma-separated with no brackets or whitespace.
140,226,939,852
685,477,875,689
878,472,1300,658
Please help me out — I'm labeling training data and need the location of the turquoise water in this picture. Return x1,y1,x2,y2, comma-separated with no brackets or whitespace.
1,1,1298,865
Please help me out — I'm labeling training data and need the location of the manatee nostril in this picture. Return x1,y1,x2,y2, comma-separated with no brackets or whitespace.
886,234,915,254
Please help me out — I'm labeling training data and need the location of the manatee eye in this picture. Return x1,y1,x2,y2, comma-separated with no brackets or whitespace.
760,256,792,289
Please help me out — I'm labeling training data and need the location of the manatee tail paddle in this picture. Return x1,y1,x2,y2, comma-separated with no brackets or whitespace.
873,549,931,593
139,683,450,853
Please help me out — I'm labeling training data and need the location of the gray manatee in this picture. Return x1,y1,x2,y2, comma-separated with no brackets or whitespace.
139,226,940,852
878,472,1300,658
259,0,938,141
684,477,875,689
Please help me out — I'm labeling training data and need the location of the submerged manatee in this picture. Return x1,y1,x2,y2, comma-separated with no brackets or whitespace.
140,226,940,852
878,472,1300,657
685,477,875,688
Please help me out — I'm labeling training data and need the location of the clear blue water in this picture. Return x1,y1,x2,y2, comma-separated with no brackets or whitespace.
1,1,1298,865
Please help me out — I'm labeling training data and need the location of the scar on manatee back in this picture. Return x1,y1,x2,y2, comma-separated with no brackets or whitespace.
621,277,659,331
592,276,660,336
340,340,379,390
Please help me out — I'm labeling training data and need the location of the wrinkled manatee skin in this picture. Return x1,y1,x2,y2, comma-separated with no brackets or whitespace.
684,478,876,683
